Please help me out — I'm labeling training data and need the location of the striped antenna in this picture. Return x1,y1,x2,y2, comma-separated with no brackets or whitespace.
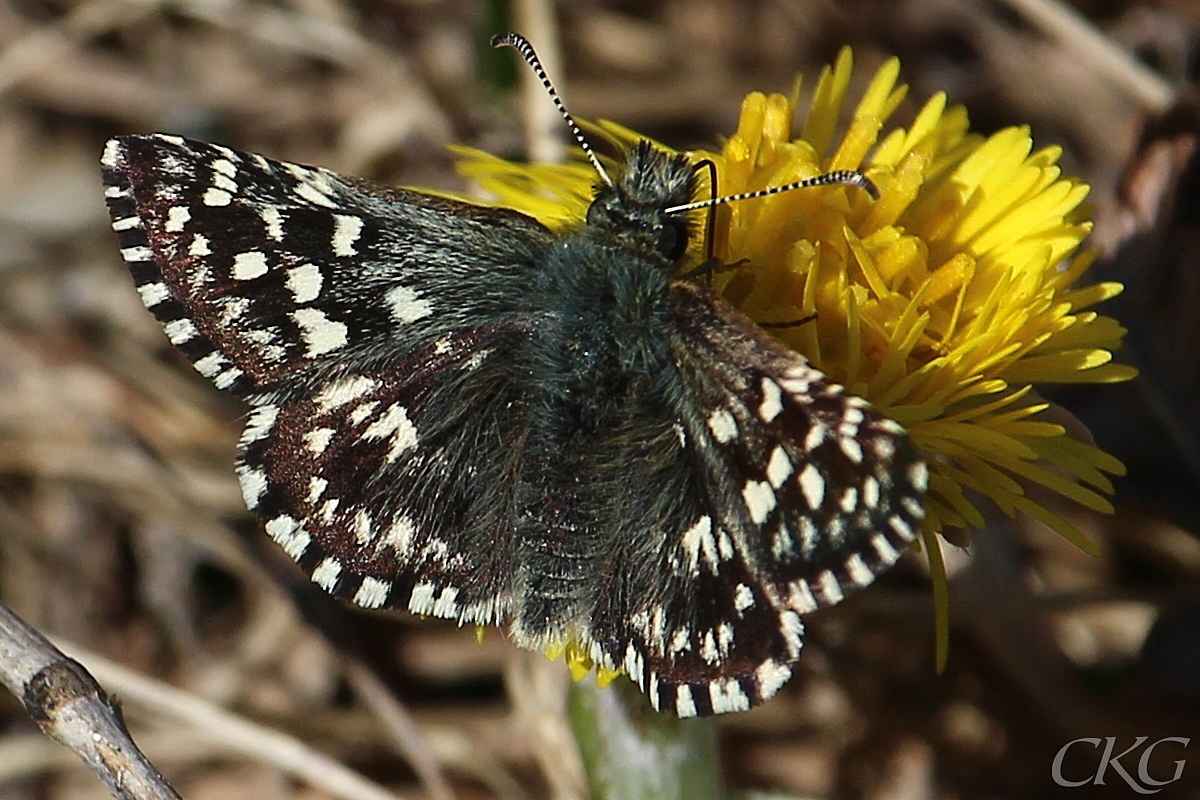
492,31,614,188
665,169,879,214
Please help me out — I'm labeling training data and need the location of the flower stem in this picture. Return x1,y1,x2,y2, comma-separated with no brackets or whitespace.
566,677,726,800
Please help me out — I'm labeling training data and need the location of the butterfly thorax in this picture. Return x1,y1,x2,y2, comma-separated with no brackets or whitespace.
505,144,702,635
525,142,697,433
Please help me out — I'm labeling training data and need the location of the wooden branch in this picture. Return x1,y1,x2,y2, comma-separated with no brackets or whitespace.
0,601,182,800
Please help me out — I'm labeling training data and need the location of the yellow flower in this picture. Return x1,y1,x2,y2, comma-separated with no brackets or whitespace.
456,47,1134,668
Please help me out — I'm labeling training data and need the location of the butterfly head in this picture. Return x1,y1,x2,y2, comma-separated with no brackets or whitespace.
586,140,696,263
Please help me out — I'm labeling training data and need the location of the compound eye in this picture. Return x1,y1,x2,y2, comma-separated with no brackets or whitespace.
656,217,689,261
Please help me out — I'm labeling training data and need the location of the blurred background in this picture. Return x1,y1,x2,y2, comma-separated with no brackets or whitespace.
1,0,1199,797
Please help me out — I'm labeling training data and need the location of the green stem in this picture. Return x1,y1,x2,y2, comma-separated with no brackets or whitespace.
567,677,726,800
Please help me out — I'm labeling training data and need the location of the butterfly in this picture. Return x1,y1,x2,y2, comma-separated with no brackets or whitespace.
101,32,926,717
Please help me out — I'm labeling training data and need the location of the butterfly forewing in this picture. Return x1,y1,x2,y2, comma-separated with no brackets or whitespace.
102,135,551,396
577,281,925,717
668,282,927,609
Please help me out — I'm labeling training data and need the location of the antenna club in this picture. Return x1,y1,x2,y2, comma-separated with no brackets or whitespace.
491,30,615,188
664,168,881,214
823,169,881,200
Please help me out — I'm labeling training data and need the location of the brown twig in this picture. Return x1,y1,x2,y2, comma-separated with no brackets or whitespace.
0,601,183,800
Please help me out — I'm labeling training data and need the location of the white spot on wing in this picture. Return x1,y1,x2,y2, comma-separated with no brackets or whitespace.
771,525,794,558
353,510,374,544
788,581,818,613
313,375,375,411
818,571,844,604
759,377,784,421
871,437,896,461
291,308,348,356
797,516,819,556
909,461,929,492
709,679,750,714
756,660,792,700
203,187,231,206
779,609,805,655
348,402,377,426
311,558,342,592
385,516,415,555
624,645,645,684
295,181,337,208
386,285,433,323
101,139,122,168
433,587,459,617
362,404,418,462
844,553,875,587
164,206,191,232
872,532,899,562
218,297,250,326
214,367,243,390
304,427,336,454
706,408,737,444
189,234,211,256
354,577,391,609
741,480,777,525
798,463,825,510
236,466,268,508
734,583,754,612
840,436,864,464
804,423,827,453
902,496,923,519
320,499,339,521
232,251,269,280
766,446,792,488
408,582,437,614
137,282,170,308
286,264,323,303
862,476,880,509
675,685,697,717
121,246,153,262
164,319,198,345
260,206,284,240
681,516,717,574
332,215,364,256
193,351,226,377
718,622,733,654
265,515,310,560
889,514,914,540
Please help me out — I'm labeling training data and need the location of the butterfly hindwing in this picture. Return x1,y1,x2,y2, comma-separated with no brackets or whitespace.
668,282,927,608
237,327,530,624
